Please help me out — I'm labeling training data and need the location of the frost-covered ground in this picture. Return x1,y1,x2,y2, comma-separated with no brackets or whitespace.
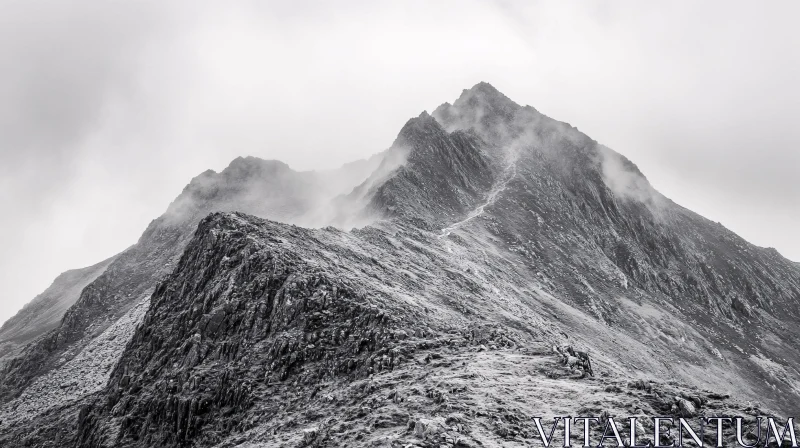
0,297,149,427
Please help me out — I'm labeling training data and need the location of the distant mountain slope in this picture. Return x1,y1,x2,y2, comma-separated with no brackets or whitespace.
0,256,116,364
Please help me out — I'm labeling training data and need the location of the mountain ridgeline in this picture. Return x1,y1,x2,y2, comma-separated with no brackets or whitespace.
0,83,798,447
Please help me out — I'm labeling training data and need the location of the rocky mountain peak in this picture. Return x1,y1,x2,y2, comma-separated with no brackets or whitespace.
222,157,292,179
351,105,498,226
393,110,446,150
433,82,522,133
457,81,519,110
174,158,295,209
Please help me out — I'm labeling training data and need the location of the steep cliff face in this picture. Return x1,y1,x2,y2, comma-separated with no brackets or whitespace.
1,83,799,447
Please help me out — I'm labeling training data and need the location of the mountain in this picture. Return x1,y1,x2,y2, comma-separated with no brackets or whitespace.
1,83,798,447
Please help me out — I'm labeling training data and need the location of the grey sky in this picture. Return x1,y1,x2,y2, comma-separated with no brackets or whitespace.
0,0,798,325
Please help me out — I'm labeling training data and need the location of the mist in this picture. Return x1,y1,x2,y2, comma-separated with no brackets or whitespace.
1,0,799,325
596,145,667,213
160,154,390,230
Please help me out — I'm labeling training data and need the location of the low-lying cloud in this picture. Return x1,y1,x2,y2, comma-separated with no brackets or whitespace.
596,144,666,213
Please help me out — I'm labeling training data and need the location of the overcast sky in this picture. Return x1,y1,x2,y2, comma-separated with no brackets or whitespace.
0,0,798,325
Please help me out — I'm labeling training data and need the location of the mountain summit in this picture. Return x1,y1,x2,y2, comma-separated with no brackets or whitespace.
1,83,798,447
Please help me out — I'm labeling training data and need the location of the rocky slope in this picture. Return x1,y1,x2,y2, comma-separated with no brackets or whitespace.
68,213,770,448
0,256,116,365
365,111,497,225
1,82,798,447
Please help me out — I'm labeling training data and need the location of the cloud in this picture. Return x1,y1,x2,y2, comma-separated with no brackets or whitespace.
596,145,665,213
